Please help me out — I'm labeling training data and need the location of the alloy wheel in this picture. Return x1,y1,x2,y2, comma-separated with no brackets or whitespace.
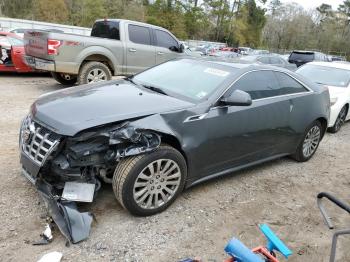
302,125,321,158
87,69,107,83
334,107,347,132
133,159,181,209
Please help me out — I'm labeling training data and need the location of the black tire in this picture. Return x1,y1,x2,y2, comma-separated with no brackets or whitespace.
112,145,187,216
328,106,348,133
292,120,323,162
77,61,112,85
51,72,77,85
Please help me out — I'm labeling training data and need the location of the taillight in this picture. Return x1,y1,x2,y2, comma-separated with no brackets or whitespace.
47,39,62,55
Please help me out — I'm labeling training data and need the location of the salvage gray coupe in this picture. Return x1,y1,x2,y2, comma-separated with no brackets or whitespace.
20,58,330,219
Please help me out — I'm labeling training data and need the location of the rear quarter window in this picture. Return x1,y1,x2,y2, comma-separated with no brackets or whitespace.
91,21,120,40
274,72,308,95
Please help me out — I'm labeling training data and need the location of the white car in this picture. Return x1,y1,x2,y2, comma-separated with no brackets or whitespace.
296,61,350,133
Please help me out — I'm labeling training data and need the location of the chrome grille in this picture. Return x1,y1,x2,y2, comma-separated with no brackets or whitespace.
20,116,60,166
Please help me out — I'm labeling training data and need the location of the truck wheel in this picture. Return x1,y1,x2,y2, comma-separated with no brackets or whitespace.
51,72,77,85
78,61,112,85
112,145,187,216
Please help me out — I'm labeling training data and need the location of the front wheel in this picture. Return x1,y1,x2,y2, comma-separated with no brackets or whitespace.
328,106,347,133
112,145,187,216
51,72,77,85
292,121,323,162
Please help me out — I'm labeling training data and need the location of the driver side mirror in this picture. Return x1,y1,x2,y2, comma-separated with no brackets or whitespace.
169,44,184,53
179,43,185,53
220,89,252,106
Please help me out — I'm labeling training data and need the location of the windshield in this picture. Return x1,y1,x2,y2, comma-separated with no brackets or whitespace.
297,64,350,88
132,59,234,101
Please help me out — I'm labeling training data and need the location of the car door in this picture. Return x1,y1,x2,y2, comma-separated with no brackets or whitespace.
154,29,181,64
126,24,156,74
8,37,30,72
273,71,314,146
199,70,293,176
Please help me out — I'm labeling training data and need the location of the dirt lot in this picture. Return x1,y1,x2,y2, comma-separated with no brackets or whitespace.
0,73,349,262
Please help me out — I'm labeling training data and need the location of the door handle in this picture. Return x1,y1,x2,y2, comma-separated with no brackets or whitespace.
157,51,164,55
129,48,136,52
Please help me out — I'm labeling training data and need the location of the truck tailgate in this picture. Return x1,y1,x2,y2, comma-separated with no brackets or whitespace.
24,30,50,59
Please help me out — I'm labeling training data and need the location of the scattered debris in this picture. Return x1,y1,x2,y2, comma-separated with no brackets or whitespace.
33,223,53,246
37,251,62,262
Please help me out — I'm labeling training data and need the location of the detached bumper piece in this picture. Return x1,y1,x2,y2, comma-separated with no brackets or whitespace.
37,180,93,244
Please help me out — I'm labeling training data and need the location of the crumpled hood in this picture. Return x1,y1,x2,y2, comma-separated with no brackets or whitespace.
32,80,194,136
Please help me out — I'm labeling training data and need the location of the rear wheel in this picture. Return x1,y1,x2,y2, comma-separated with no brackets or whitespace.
292,120,323,162
51,72,77,85
112,145,187,216
328,106,347,133
78,61,112,85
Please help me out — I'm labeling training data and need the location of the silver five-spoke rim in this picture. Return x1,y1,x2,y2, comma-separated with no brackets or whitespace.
334,107,347,131
133,159,181,209
87,69,107,83
302,126,321,158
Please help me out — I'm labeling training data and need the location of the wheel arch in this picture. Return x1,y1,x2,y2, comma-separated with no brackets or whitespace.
159,133,188,167
76,46,121,75
316,117,328,138
80,54,115,75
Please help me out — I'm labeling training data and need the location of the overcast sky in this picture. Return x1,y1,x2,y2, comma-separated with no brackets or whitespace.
275,0,344,10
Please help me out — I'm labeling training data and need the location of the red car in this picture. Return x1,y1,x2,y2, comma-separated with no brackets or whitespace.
0,31,34,72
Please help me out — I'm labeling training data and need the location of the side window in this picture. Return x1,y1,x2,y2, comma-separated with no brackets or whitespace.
257,57,270,64
155,30,178,49
128,24,151,45
274,72,308,95
270,57,283,64
231,71,280,100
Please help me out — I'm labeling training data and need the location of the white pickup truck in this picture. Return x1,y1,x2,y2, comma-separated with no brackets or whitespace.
24,19,186,85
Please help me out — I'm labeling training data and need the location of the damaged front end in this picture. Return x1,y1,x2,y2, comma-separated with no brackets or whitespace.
19,115,161,243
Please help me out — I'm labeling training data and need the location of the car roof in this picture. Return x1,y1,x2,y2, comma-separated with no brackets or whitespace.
95,19,169,31
306,61,350,70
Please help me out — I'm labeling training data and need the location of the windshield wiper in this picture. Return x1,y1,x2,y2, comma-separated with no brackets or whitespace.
141,84,169,96
125,77,138,86
125,77,168,96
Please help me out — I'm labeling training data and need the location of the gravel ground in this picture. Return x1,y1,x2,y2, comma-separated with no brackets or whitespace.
0,73,349,262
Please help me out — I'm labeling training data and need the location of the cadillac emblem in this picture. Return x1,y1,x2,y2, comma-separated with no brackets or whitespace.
22,129,31,144
22,123,35,144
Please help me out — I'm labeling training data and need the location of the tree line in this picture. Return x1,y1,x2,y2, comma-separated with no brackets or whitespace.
263,0,350,57
1,0,350,56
